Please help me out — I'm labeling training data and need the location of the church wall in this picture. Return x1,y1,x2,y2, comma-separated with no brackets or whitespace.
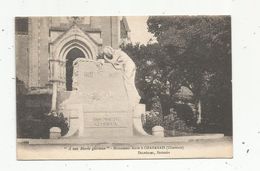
15,35,29,86
39,18,50,88
111,16,120,49
96,16,119,49
90,16,102,29
100,16,112,48
27,18,50,88
28,17,40,88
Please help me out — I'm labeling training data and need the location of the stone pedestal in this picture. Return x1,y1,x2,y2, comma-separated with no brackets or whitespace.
133,104,149,136
57,60,147,138
152,126,164,137
49,127,61,139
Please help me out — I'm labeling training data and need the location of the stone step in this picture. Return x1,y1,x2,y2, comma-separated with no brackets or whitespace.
26,134,225,145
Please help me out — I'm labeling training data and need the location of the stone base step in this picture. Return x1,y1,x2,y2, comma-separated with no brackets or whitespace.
20,133,225,145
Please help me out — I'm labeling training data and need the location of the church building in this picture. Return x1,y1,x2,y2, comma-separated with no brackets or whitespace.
16,17,131,121
16,16,131,94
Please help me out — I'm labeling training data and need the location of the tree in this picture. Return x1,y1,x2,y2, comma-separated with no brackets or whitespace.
147,16,232,133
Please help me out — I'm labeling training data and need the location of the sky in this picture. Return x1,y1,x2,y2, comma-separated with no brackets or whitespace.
125,16,155,45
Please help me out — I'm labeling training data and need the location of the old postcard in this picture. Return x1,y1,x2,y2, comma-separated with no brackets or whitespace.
16,16,232,159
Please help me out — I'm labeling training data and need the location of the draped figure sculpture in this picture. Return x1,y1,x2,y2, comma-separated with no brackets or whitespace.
102,46,141,106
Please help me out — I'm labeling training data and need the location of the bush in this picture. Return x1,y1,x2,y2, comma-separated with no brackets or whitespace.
163,108,195,136
143,111,163,134
43,112,69,137
17,112,69,139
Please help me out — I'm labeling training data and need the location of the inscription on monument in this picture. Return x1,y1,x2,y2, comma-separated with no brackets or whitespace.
84,72,94,78
93,117,120,127
84,112,129,128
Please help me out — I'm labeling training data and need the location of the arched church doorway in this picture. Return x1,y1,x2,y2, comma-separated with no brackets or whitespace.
66,48,85,91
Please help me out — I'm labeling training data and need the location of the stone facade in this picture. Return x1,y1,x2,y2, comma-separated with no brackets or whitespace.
15,17,130,93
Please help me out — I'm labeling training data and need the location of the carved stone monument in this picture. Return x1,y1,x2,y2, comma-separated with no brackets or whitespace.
57,58,148,138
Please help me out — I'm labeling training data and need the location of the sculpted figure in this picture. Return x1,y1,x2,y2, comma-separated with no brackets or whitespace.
102,46,141,106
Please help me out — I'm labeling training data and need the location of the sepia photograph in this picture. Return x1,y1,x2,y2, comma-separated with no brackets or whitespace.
15,16,232,159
